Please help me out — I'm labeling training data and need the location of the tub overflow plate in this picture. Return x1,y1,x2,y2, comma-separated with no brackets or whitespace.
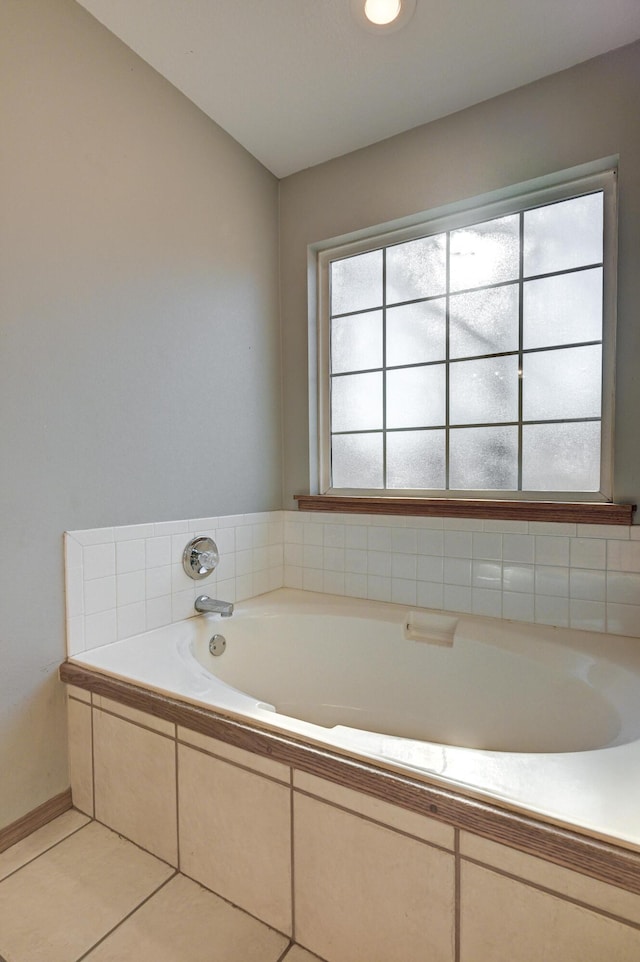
209,634,226,656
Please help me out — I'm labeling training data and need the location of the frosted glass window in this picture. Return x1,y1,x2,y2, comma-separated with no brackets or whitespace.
450,356,519,425
523,193,603,277
523,269,603,350
332,433,383,488
386,300,446,367
523,346,602,421
387,431,445,489
386,365,446,429
386,234,446,303
522,422,601,491
449,215,519,292
323,170,613,497
331,311,383,374
450,426,518,490
331,372,382,432
331,250,382,315
450,284,519,358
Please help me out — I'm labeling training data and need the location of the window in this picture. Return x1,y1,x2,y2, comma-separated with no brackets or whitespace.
317,169,616,502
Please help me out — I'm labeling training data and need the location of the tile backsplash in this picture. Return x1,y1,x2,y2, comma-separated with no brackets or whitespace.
284,513,640,638
64,513,285,655
65,511,640,654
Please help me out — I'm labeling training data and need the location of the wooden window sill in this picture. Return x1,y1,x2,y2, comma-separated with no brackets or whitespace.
294,495,636,526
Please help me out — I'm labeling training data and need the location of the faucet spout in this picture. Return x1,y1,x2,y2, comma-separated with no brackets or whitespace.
194,595,234,618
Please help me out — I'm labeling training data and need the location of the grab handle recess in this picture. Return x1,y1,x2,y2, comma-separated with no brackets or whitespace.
404,611,458,647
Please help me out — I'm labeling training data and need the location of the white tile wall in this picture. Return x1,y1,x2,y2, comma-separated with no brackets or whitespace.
65,510,640,655
283,511,640,639
65,513,284,655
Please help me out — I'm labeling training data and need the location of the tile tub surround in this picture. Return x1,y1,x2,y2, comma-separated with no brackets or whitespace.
65,511,640,656
63,681,640,962
64,513,285,655
283,512,640,638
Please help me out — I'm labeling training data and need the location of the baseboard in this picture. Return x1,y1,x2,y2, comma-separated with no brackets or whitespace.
0,788,73,854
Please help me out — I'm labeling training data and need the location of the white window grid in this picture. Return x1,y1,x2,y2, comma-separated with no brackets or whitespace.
316,168,617,502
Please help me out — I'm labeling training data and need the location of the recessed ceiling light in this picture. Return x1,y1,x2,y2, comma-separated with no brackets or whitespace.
352,0,417,33
364,0,401,24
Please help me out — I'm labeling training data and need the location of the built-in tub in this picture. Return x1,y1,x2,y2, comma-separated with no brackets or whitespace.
68,588,640,850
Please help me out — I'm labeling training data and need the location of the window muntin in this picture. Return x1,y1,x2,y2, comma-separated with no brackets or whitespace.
320,173,615,500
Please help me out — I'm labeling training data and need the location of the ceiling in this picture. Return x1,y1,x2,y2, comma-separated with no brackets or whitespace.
75,0,640,178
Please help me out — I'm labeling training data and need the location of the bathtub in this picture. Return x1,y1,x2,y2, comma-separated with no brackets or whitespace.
68,587,640,850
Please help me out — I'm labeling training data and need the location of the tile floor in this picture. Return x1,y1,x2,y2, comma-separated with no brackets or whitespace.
0,811,322,962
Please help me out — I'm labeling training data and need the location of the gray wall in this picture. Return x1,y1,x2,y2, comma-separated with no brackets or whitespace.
0,0,281,828
279,42,640,510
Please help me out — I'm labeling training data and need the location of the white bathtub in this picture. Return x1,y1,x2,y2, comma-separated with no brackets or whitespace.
70,588,640,848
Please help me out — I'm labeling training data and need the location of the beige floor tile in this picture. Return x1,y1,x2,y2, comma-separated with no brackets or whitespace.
283,947,326,962
93,708,177,865
0,821,173,962
178,744,292,934
294,793,455,962
461,862,640,962
83,873,289,962
0,810,90,882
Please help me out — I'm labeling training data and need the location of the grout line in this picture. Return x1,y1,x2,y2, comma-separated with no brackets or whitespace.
289,771,295,943
90,697,96,820
454,828,461,962
461,855,640,931
93,703,175,741
177,736,290,787
177,866,294,940
0,818,92,885
292,785,454,855
175,725,181,870
68,693,92,707
74,872,178,961
287,942,331,962
90,816,178,871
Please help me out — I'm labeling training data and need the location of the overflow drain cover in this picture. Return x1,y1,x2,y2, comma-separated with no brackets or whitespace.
209,634,226,656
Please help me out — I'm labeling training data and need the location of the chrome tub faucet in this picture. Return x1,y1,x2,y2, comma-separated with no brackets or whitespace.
194,595,234,618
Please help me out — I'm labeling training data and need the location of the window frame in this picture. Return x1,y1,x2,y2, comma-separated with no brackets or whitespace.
316,167,618,504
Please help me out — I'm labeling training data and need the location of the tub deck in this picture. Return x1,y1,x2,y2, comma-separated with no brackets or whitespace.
62,588,640,894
